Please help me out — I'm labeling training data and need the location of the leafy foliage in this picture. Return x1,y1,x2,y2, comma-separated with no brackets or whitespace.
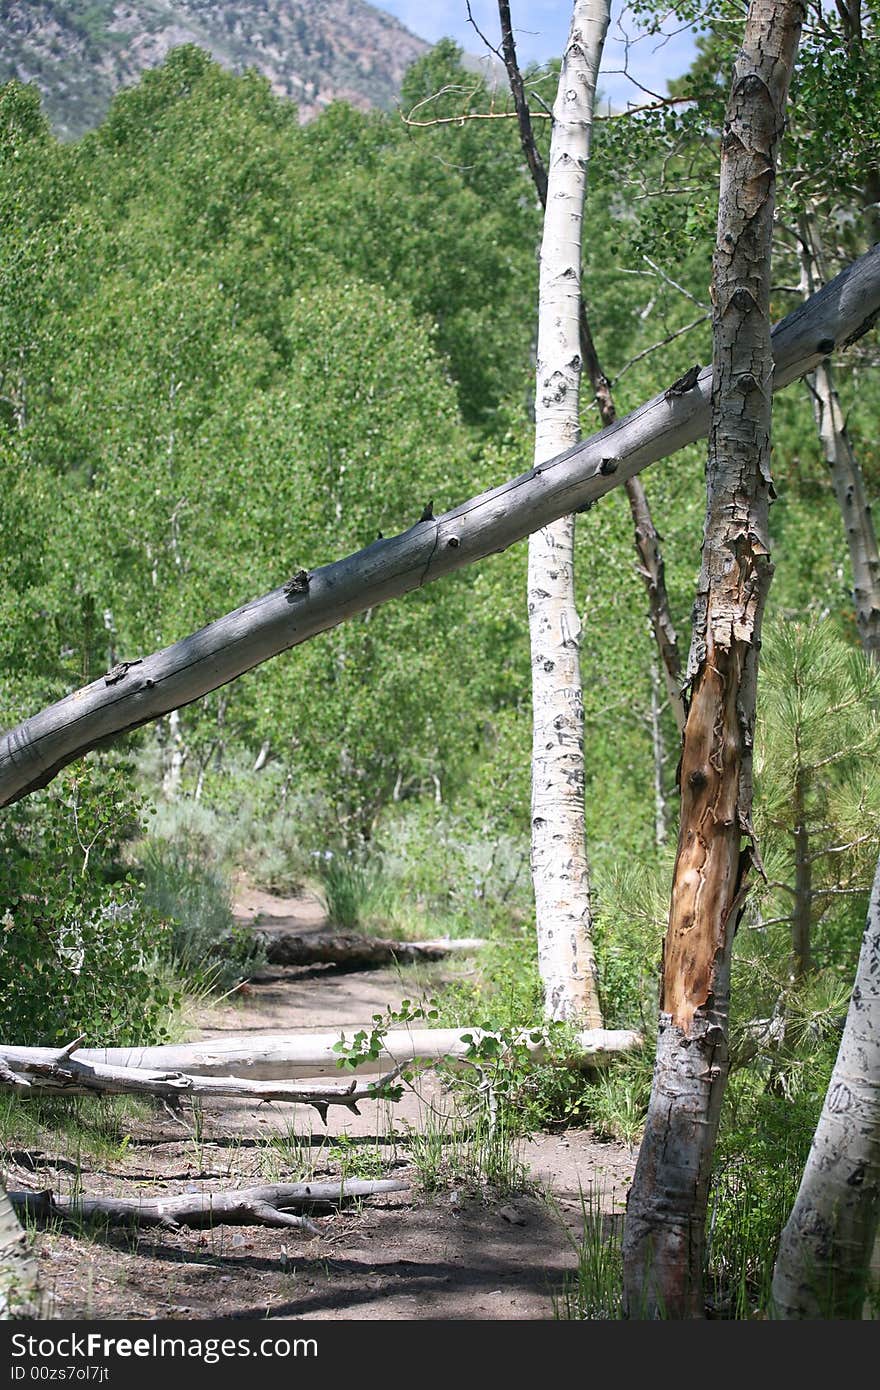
0,759,175,1044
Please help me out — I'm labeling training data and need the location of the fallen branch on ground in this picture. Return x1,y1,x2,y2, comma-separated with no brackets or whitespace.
0,1039,406,1122
0,1027,642,1082
255,932,487,968
2,244,877,807
9,1179,408,1235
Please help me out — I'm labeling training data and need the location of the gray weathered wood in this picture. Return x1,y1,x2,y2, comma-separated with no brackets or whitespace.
257,932,487,968
1,244,878,808
9,1179,408,1234
0,1047,405,1123
0,1026,642,1082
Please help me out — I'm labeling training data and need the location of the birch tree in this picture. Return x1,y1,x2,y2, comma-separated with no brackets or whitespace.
621,0,805,1317
0,1179,42,1319
771,852,880,1317
528,0,609,1026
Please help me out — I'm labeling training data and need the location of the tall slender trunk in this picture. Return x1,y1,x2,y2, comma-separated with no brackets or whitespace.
498,1,685,731
625,476,686,732
162,708,185,798
798,219,880,661
622,0,804,1317
811,356,880,659
528,0,609,1025
649,662,668,848
792,768,812,979
771,851,880,1317
580,301,686,728
0,1176,42,1319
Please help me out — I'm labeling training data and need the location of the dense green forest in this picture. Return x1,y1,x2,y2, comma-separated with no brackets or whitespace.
1,0,879,1320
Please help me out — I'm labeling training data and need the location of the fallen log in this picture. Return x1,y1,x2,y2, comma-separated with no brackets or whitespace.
2,245,877,808
0,1027,642,1082
9,1179,408,1235
256,931,487,968
0,1040,405,1122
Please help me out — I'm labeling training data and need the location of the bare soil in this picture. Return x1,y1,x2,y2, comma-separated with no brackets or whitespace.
9,884,636,1321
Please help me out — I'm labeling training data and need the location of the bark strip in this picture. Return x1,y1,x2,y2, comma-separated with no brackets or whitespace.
622,0,805,1319
0,245,876,809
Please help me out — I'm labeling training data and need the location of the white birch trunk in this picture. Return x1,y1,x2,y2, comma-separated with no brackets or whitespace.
529,0,609,1027
0,1177,42,1320
162,708,185,798
771,852,880,1317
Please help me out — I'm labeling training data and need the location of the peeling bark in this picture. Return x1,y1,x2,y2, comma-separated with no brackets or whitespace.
528,0,609,1026
622,0,805,1318
771,852,880,1317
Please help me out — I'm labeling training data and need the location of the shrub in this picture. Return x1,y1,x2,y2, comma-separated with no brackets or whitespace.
139,832,265,992
0,758,175,1046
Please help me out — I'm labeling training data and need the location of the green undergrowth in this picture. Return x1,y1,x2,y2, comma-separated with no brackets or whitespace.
0,1092,152,1172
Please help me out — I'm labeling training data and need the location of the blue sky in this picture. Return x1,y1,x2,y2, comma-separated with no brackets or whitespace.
375,2,701,111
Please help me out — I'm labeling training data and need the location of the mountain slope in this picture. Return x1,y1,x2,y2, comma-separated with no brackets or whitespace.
0,0,430,138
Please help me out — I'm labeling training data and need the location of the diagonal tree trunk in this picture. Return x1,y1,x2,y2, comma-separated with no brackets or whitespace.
622,0,805,1318
771,850,880,1317
528,0,609,1025
0,244,876,811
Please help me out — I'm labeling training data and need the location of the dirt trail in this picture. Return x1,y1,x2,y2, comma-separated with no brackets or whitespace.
14,886,636,1321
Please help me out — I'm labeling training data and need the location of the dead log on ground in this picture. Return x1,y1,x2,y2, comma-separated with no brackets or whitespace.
9,1179,408,1235
0,1039,405,1122
256,931,487,968
1,1026,642,1082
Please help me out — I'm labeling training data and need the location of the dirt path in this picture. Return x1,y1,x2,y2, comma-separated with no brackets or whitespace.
12,885,636,1321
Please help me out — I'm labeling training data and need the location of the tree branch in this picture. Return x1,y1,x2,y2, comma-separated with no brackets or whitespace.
1,244,877,807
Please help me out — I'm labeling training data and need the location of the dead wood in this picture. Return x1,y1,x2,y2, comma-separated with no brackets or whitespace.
256,931,487,968
9,1178,409,1235
1,244,877,808
0,1039,405,1123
